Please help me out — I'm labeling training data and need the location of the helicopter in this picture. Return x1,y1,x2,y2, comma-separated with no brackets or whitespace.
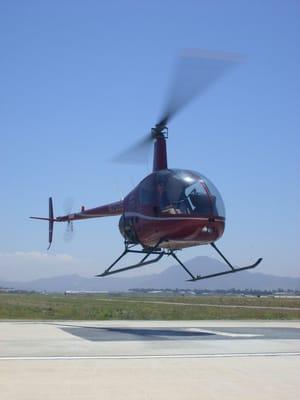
31,49,262,282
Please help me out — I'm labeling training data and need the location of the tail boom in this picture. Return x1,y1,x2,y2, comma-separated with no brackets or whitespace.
30,198,124,249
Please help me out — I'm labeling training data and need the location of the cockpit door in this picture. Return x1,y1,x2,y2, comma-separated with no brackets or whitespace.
184,180,214,216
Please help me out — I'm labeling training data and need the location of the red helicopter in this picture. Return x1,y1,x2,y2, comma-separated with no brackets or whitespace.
31,50,262,281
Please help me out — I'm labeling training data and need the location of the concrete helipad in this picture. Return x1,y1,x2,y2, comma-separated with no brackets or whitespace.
0,320,300,399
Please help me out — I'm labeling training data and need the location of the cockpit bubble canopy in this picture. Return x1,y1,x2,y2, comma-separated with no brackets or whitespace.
150,169,225,218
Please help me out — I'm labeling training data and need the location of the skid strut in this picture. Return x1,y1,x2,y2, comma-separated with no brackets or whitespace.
184,242,262,282
96,240,164,278
96,241,262,281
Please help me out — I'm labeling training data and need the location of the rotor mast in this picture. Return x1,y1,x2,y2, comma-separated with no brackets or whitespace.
152,124,168,171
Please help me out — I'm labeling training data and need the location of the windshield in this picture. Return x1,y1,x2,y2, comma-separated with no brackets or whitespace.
153,169,225,218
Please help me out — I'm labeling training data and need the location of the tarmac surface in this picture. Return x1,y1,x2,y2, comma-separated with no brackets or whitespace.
1,320,300,399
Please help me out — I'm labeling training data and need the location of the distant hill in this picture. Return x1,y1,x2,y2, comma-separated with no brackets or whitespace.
1,256,299,292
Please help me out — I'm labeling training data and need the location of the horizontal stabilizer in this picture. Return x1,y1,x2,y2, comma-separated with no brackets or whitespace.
30,217,56,221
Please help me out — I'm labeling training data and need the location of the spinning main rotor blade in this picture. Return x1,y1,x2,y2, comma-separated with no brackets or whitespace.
114,49,241,163
112,133,153,164
157,49,241,127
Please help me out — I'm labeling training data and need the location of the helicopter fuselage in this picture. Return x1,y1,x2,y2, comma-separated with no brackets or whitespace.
119,168,225,249
30,51,262,280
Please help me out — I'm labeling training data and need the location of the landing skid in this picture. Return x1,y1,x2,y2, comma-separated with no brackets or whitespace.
96,240,165,278
96,241,262,281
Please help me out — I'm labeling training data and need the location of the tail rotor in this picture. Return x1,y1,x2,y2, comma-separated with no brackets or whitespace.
64,220,74,242
63,197,75,242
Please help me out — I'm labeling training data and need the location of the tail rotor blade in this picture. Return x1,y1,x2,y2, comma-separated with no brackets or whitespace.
63,196,74,215
64,221,74,242
62,197,75,242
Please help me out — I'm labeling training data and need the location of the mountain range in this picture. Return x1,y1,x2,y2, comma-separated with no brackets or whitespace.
1,256,299,292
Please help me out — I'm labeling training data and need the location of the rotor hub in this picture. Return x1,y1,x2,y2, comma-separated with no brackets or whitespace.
151,125,168,140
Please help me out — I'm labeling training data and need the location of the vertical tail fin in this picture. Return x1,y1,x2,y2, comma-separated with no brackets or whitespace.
48,197,54,250
30,197,55,250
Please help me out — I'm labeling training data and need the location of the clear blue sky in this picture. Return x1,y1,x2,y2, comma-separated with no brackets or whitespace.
0,0,299,281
